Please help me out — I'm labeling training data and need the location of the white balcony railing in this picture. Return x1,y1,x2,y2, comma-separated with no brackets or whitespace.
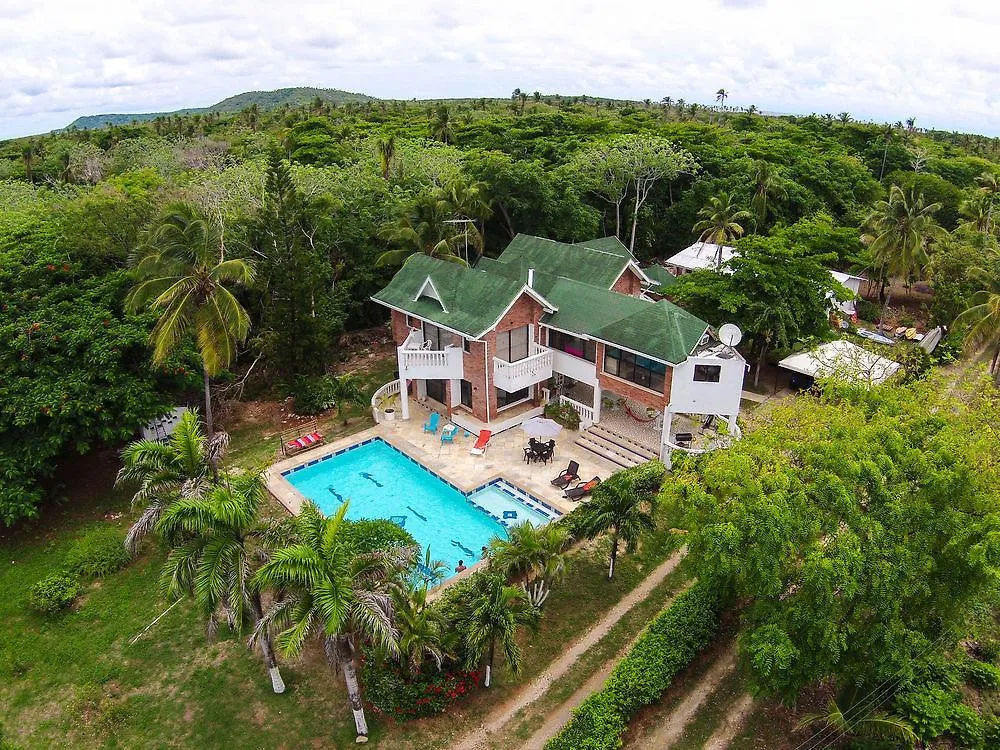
398,344,464,380
559,394,595,428
493,342,553,393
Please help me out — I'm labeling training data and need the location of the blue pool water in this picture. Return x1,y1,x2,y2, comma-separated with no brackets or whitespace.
282,438,557,576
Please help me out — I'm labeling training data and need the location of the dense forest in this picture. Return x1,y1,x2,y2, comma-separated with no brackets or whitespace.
3,92,1000,526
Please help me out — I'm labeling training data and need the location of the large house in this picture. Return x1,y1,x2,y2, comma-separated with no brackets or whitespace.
371,235,747,464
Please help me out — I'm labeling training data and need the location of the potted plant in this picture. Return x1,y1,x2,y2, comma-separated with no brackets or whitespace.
383,407,396,422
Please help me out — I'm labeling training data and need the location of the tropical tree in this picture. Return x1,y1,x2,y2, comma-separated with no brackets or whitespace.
976,170,999,235
692,192,752,268
440,176,493,262
959,192,994,235
571,462,665,578
749,160,786,232
328,373,367,425
430,105,455,144
376,135,396,180
157,473,288,693
955,275,1000,382
126,202,255,438
862,185,943,322
376,192,465,266
391,579,447,675
252,501,412,740
715,89,727,108
796,694,917,744
461,572,539,687
488,521,572,587
116,409,223,554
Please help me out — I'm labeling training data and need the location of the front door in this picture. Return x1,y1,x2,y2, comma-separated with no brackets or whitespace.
425,379,447,404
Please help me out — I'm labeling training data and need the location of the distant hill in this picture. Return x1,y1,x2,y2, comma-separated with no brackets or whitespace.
64,87,376,130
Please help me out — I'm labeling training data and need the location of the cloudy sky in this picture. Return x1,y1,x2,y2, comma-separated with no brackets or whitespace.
2,0,999,140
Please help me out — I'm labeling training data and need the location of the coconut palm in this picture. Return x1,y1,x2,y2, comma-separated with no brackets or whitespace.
571,462,665,579
749,160,787,232
430,105,454,144
252,501,412,741
461,572,539,687
440,177,493,262
692,192,752,268
955,275,1000,383
391,580,447,676
878,123,896,181
116,409,225,554
327,373,367,425
715,88,728,108
376,193,466,267
796,695,917,744
157,473,288,693
488,521,571,588
376,135,395,180
959,192,994,235
862,185,943,323
126,202,255,439
976,171,1000,235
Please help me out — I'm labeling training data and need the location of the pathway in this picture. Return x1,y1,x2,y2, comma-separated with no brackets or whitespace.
702,693,756,750
448,550,686,750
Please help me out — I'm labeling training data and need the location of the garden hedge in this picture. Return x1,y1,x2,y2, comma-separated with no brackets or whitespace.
545,581,721,750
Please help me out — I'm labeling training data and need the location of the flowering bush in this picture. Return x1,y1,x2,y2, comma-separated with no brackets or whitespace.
362,660,480,720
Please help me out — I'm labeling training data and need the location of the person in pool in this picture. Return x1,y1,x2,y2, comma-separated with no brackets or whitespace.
481,546,489,559
455,560,467,573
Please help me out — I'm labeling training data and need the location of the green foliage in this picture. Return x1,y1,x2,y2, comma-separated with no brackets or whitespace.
855,297,881,323
287,375,333,414
895,685,957,740
950,703,985,748
545,582,720,750
63,526,130,578
361,660,480,720
341,519,417,556
961,658,1000,689
543,400,581,430
28,573,81,614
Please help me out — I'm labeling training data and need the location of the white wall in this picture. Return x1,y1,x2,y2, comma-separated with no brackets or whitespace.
668,355,746,416
550,349,598,385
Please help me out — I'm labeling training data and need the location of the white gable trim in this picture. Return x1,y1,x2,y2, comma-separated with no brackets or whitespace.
611,261,655,289
413,276,448,312
474,286,558,339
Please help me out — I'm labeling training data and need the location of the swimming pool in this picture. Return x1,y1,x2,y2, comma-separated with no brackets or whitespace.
281,438,560,576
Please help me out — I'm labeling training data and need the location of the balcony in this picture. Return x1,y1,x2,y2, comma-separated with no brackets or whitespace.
493,342,553,393
397,339,464,381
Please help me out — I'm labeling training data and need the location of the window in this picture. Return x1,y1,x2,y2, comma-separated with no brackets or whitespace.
460,380,473,408
496,326,530,362
548,329,596,362
425,379,447,403
496,386,530,409
405,314,416,328
422,322,447,350
603,347,667,393
693,364,722,383
463,337,471,353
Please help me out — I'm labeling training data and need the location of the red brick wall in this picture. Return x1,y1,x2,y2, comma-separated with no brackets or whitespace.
462,339,489,422
595,342,673,412
390,310,410,346
611,267,644,296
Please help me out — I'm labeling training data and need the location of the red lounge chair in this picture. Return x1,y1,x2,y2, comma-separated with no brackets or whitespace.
551,461,580,488
564,476,601,500
280,421,326,456
469,430,491,455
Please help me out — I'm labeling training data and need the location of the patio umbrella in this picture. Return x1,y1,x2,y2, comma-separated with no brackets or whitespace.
520,417,563,439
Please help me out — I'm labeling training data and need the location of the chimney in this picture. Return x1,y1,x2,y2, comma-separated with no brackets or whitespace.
527,267,534,288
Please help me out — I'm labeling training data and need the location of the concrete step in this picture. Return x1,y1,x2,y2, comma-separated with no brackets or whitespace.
587,424,660,461
574,432,644,469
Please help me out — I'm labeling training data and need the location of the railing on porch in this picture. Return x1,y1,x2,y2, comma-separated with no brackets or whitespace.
398,345,464,380
558,394,595,428
493,342,553,393
371,379,401,423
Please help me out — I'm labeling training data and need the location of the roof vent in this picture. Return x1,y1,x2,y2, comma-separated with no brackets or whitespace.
413,276,448,312
527,267,535,288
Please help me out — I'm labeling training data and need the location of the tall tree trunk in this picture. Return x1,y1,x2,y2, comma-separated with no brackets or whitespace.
754,344,768,388
614,200,622,240
629,193,641,252
497,200,516,240
203,366,219,482
879,141,889,181
251,595,285,693
328,636,369,740
485,637,495,687
878,287,894,330
608,531,619,579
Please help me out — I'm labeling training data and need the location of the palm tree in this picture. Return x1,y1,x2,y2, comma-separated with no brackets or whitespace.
116,409,221,554
878,123,896,181
376,135,395,180
376,193,465,266
976,171,1000,235
21,143,35,183
488,522,571,588
796,695,917,744
252,501,411,741
837,112,852,124
392,580,446,675
692,192,752,268
126,202,255,439
430,105,454,144
157,473,288,693
861,185,943,323
715,88,728,108
328,373,367,425
959,192,994,235
750,160,786,232
571,463,665,579
440,177,493,262
461,573,539,687
955,274,1000,383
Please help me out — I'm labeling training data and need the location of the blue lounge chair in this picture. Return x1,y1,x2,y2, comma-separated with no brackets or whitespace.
441,424,458,443
423,412,440,433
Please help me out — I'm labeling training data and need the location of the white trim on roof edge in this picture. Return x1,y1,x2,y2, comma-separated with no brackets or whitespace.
370,299,473,339
473,286,558,339
413,276,448,312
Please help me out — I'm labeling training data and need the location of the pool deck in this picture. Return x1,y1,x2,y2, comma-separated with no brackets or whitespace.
264,415,622,519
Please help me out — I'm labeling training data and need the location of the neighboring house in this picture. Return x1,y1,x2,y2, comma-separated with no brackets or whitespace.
371,234,747,463
777,340,901,389
664,242,866,318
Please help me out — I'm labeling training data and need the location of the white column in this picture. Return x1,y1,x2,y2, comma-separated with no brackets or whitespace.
727,413,739,434
416,380,427,401
592,383,602,424
400,379,410,420
660,408,674,468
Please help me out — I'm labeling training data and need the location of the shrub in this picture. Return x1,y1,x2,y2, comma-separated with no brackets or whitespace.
63,526,130,578
983,714,1000,749
962,658,1000,689
544,400,581,430
362,660,480,720
342,519,417,556
855,298,880,323
546,582,720,750
28,573,81,614
949,703,984,748
287,375,333,415
979,640,1000,665
895,685,956,740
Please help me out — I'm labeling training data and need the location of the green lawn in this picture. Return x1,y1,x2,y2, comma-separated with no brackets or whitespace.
1,418,683,749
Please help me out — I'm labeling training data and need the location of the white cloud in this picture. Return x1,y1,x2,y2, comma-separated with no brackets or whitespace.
1,0,999,139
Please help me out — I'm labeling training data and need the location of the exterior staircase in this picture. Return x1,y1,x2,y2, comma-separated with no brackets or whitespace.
574,424,660,468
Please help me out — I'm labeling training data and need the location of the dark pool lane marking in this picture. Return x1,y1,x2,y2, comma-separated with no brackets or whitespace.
359,472,384,488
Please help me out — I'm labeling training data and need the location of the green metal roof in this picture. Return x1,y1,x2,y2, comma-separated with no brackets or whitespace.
641,264,678,290
371,255,531,338
575,236,632,257
495,234,633,289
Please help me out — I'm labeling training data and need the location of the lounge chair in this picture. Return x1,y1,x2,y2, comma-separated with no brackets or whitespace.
564,476,601,500
279,419,325,456
423,411,440,433
469,429,491,455
441,424,458,443
550,461,580,488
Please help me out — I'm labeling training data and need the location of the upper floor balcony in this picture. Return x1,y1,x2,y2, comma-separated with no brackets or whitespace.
493,342,553,393
397,330,464,381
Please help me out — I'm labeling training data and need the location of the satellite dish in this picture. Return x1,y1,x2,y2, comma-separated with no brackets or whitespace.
719,323,743,347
